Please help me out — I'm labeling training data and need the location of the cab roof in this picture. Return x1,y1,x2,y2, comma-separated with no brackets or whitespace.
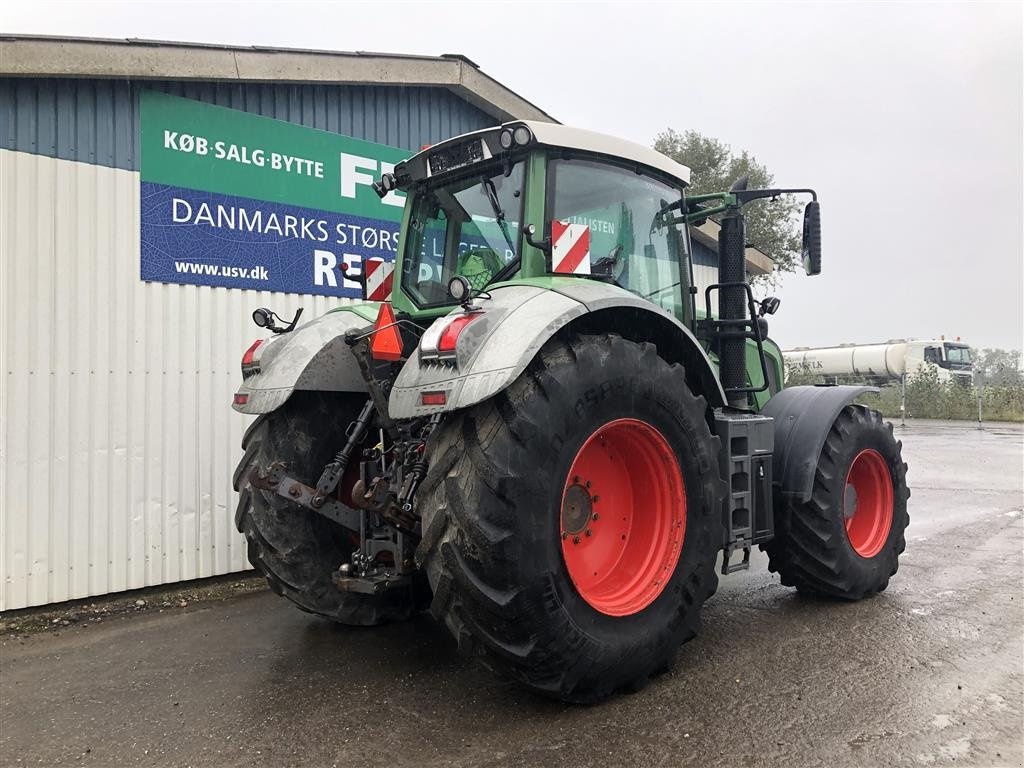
519,120,691,186
407,120,692,187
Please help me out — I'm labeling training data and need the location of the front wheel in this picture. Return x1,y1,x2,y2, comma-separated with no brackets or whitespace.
415,333,724,703
762,405,910,599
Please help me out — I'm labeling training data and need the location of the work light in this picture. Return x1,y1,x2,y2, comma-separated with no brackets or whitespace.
513,126,532,146
447,275,472,303
252,308,273,328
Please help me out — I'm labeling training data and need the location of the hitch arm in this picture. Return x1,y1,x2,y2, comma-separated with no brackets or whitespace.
311,398,377,508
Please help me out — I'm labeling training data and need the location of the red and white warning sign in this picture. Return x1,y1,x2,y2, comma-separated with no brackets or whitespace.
365,258,395,301
550,220,591,275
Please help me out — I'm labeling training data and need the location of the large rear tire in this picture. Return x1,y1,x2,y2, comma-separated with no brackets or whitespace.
415,334,724,703
762,405,910,600
233,391,422,625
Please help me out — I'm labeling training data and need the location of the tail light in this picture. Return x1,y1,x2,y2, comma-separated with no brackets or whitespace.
241,339,264,379
370,303,404,361
420,311,482,362
438,314,480,353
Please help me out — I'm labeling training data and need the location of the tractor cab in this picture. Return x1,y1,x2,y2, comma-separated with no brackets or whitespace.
382,121,696,328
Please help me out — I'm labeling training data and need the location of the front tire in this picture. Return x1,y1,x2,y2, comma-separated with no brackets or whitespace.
415,334,724,702
762,405,910,599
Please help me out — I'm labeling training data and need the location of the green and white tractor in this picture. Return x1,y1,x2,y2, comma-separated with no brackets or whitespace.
232,121,910,703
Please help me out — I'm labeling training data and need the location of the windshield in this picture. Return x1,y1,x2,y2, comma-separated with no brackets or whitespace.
400,163,524,308
944,344,971,364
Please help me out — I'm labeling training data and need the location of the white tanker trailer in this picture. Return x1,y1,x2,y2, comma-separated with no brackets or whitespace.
784,339,973,385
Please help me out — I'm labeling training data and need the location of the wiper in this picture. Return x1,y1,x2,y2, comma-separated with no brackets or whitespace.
481,177,517,261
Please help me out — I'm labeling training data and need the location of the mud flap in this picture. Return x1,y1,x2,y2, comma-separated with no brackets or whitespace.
762,385,878,503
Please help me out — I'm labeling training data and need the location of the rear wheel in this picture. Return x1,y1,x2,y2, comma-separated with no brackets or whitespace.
763,405,909,599
233,391,422,625
416,333,724,702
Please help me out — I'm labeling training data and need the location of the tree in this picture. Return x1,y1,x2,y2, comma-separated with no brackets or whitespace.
973,348,1023,387
654,128,803,276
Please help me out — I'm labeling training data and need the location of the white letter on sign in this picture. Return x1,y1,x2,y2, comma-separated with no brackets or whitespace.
313,249,338,287
340,153,377,199
172,198,193,222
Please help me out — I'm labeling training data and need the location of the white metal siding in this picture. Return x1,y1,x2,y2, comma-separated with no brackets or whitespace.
1,149,351,610
693,263,719,315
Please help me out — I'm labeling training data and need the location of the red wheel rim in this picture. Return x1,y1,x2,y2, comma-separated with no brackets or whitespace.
843,449,894,558
559,418,686,617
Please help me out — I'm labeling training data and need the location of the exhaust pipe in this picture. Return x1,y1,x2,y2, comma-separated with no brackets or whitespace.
718,208,748,409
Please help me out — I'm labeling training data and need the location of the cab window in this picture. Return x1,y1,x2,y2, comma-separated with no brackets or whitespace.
401,162,524,308
945,345,971,364
547,158,690,320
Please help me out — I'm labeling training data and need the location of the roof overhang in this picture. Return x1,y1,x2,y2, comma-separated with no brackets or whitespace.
0,35,557,123
691,220,774,276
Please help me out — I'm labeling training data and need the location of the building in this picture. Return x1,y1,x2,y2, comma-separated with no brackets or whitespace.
0,36,770,610
0,36,554,611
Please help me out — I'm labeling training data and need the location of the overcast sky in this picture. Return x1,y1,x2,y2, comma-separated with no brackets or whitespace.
4,1,1022,350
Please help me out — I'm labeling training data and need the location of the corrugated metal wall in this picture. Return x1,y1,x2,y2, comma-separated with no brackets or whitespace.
0,77,496,611
692,239,720,314
0,77,495,171
0,149,352,610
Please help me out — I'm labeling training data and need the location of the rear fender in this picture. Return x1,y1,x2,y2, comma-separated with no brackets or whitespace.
761,385,878,502
389,280,726,419
232,305,378,415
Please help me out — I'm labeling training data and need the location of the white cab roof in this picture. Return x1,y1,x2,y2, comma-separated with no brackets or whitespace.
519,120,691,186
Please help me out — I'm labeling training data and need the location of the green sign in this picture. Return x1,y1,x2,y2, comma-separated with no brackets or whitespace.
140,90,412,296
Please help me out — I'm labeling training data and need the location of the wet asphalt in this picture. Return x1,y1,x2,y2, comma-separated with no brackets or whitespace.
1,421,1022,768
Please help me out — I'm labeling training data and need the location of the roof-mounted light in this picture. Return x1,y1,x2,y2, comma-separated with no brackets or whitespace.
372,172,397,200
499,129,514,150
512,125,533,146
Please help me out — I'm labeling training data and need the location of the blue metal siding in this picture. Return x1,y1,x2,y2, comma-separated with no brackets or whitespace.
0,77,496,170
692,237,719,267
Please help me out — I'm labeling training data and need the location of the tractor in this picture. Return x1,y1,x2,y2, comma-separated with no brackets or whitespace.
232,121,909,703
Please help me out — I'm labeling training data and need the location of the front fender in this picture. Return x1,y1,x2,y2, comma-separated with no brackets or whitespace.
232,304,379,415
388,279,725,419
761,385,878,502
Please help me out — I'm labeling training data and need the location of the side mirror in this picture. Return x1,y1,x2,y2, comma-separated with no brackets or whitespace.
802,201,821,276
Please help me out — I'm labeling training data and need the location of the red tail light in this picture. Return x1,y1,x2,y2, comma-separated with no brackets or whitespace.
242,339,263,366
438,313,480,353
370,303,404,361
421,391,447,406
241,339,264,379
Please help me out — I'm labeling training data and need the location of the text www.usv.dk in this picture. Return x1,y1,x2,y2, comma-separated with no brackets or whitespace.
174,262,270,280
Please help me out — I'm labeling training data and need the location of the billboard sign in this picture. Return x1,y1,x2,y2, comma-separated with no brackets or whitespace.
140,90,410,297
